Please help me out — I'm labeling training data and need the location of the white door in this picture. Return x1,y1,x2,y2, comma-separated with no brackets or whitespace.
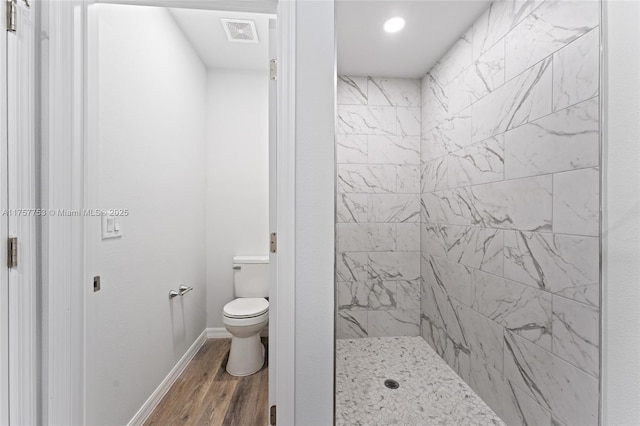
268,16,277,423
5,0,37,424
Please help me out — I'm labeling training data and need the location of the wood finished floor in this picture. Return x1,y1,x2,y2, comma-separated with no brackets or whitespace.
144,338,269,426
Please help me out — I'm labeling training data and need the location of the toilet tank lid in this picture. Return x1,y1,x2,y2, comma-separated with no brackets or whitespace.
233,255,269,264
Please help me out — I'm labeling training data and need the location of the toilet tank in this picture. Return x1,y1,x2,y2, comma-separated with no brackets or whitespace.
233,256,269,297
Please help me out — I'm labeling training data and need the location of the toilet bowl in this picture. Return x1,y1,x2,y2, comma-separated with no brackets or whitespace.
223,297,269,376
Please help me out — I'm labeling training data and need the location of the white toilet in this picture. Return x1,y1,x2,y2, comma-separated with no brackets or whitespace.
223,256,269,376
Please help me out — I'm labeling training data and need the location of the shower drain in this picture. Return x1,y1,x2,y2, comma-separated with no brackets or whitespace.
384,379,400,389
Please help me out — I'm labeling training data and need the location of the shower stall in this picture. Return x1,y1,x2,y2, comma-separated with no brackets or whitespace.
335,1,601,424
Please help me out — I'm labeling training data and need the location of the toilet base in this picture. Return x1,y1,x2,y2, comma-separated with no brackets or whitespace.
226,333,265,376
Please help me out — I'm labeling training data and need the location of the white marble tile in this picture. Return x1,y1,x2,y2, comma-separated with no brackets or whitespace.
337,281,370,311
368,194,419,223
368,251,420,281
336,223,396,252
337,105,396,135
336,193,367,223
421,315,473,383
466,175,553,230
505,0,600,80
472,0,544,59
552,296,599,377
336,337,504,425
473,37,507,95
421,129,449,162
472,269,552,349
430,33,474,87
434,176,553,231
504,97,599,179
553,167,599,236
445,39,507,116
367,281,397,310
421,155,448,193
421,73,448,133
421,279,452,330
368,135,420,165
435,330,472,382
552,416,568,426
396,223,420,252
337,164,396,194
421,279,470,349
421,315,448,350
504,231,599,307
422,254,472,306
336,251,369,282
368,310,420,337
396,165,420,194
337,311,368,339
457,303,505,372
337,75,367,105
442,225,504,276
421,73,431,106
396,279,420,310
420,222,448,258
396,107,421,136
472,58,552,143
420,189,470,226
423,109,473,159
469,352,552,426
336,134,367,164
420,193,435,224
367,77,421,107
553,28,600,111
503,331,599,425
448,135,505,188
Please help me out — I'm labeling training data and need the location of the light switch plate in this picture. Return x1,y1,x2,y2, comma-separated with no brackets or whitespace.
102,214,123,239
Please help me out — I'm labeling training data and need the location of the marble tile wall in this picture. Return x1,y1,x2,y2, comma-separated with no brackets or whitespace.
336,76,422,339
420,1,600,425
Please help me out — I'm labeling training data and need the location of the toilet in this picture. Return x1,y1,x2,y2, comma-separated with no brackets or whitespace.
222,255,269,376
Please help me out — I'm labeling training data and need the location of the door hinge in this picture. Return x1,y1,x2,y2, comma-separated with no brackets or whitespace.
7,237,17,268
270,232,277,254
270,405,276,425
7,0,17,33
270,59,277,81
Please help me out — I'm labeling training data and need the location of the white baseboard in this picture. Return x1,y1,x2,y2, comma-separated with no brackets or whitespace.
205,327,268,339
206,327,233,338
127,330,207,426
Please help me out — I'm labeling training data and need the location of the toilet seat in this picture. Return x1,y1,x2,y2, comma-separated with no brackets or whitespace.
223,298,269,319
223,310,269,327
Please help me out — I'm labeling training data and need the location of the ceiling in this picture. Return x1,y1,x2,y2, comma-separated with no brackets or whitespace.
169,9,274,71
337,0,492,78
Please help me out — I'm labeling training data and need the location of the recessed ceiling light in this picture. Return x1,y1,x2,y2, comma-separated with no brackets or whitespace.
383,17,405,33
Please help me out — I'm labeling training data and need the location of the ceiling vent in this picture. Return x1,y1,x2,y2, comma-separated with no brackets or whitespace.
220,18,259,43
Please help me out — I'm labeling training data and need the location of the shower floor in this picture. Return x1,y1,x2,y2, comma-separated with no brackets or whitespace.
336,336,505,426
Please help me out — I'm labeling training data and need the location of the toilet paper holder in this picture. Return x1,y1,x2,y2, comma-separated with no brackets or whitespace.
179,285,193,295
168,285,194,299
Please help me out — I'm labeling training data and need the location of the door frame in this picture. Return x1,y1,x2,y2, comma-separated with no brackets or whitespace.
4,0,38,424
41,0,296,424
0,0,9,423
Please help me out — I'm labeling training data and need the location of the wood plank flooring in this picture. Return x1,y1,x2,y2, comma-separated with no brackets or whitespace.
144,338,269,426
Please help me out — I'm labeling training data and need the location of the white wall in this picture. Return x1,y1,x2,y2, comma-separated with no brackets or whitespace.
88,5,207,425
602,1,640,424
294,1,336,424
205,69,269,328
